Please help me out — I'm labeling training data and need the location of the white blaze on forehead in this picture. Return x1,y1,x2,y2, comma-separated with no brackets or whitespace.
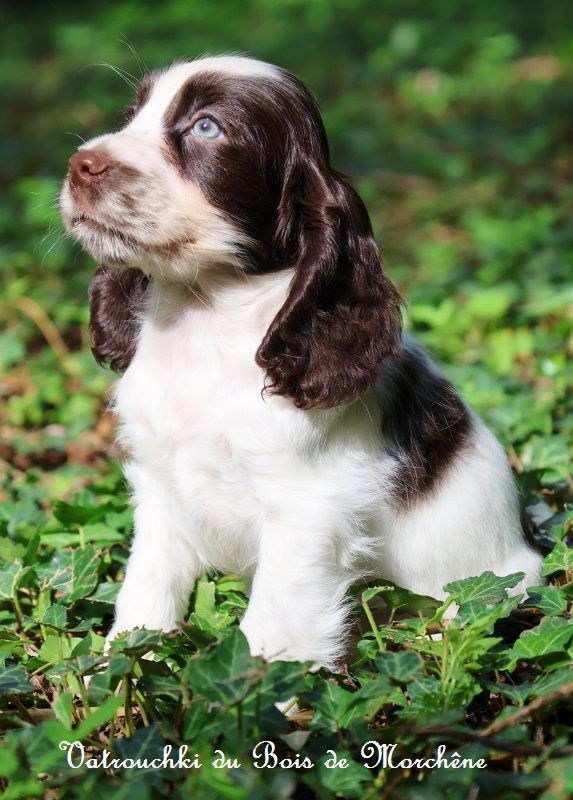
126,56,280,135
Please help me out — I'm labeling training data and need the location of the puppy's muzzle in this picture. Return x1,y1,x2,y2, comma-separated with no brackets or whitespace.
68,150,110,190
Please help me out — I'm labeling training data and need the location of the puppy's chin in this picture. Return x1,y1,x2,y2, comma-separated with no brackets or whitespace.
64,213,193,276
62,213,142,266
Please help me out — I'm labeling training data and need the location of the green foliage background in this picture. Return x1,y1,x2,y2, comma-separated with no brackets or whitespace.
1,1,572,798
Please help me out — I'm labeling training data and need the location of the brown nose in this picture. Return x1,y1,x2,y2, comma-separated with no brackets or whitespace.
68,150,109,188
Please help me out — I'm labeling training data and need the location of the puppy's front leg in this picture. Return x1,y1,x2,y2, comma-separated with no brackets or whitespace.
107,479,200,646
240,521,351,670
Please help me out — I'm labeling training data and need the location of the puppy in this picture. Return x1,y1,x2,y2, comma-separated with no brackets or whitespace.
60,55,541,669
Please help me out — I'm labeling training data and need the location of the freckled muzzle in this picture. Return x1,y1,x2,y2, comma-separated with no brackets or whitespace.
61,143,161,265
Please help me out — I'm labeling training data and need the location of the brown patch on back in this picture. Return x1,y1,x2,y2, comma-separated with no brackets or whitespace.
379,345,472,508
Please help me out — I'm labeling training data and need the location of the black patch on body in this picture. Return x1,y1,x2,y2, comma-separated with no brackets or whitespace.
379,344,471,508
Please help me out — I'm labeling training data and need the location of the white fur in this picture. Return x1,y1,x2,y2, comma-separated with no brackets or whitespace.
61,57,542,668
108,273,541,668
126,56,279,137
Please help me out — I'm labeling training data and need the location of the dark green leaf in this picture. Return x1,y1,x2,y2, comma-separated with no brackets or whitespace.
0,665,32,695
376,650,424,683
444,571,525,604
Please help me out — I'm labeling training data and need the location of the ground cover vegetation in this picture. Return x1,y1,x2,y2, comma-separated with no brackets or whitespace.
1,2,572,797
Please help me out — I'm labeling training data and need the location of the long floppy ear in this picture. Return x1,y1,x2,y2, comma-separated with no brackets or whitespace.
88,266,149,372
256,162,403,409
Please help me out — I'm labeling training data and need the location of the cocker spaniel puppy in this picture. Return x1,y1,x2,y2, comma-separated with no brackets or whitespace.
60,55,541,668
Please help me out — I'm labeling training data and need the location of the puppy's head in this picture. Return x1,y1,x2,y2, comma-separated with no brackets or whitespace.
62,55,402,408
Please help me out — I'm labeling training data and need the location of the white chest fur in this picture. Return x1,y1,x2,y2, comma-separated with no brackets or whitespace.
112,276,385,574
107,276,542,666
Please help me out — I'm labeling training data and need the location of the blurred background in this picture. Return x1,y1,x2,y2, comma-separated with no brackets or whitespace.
1,0,572,519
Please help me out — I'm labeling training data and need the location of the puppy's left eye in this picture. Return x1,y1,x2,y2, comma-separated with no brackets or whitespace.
190,117,222,139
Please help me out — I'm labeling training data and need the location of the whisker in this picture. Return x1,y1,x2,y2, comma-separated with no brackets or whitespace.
91,62,138,91
120,36,149,76
65,131,87,144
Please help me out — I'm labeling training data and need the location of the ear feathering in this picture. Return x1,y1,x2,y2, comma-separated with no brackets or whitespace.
256,159,403,409
88,266,149,372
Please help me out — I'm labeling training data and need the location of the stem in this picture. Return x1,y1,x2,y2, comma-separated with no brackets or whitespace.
429,595,455,625
109,709,115,751
439,628,449,696
9,296,76,373
361,597,385,653
124,658,137,737
77,678,91,720
29,660,64,677
113,680,127,737
11,696,35,724
12,591,24,632
124,677,134,737
134,689,150,727
480,679,573,737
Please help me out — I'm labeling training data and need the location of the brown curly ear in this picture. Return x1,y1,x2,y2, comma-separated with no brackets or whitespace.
88,266,149,372
256,161,402,409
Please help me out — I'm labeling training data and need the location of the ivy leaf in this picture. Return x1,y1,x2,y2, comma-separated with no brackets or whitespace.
193,576,235,632
75,696,123,739
444,571,525,604
318,753,371,797
398,675,444,722
363,582,438,614
0,562,23,600
482,679,531,704
259,660,312,704
0,665,32,695
542,541,573,576
52,501,105,527
66,546,99,602
338,676,403,727
456,595,521,627
511,618,573,661
38,635,76,664
114,724,168,767
376,650,424,683
53,692,74,728
310,675,401,732
194,575,217,620
109,628,162,655
522,585,567,616
185,627,256,705
43,604,68,630
361,585,395,603
43,552,73,594
90,580,120,604
309,681,350,732
0,628,23,658
531,667,573,699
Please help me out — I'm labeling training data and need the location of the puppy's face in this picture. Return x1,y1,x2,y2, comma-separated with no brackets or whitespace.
63,55,402,409
60,56,320,281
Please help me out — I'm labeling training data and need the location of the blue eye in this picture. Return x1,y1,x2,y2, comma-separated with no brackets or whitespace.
190,117,222,139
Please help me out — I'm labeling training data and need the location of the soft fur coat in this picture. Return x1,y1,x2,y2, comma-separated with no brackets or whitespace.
60,55,541,667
